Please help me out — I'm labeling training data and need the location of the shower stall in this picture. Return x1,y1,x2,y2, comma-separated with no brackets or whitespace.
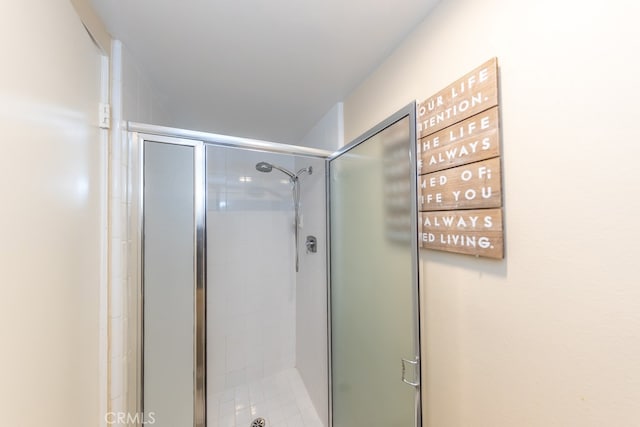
205,146,325,427
134,104,421,427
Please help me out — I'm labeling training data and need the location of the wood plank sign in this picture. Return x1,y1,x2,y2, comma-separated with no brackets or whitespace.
417,58,504,259
418,106,500,175
420,209,503,259
417,58,498,139
420,157,502,211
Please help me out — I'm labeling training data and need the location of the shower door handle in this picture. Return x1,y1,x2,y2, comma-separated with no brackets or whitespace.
401,357,420,387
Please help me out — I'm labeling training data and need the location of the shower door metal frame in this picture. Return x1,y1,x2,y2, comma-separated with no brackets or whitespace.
134,133,207,427
326,102,422,427
132,114,422,427
131,123,332,427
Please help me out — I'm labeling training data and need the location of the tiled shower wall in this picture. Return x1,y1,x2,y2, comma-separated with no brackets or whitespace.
206,146,297,395
108,40,129,423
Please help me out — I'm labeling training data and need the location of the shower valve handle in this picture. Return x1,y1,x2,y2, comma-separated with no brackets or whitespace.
305,235,317,253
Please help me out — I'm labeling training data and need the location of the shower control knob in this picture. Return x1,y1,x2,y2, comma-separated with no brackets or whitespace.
305,235,317,253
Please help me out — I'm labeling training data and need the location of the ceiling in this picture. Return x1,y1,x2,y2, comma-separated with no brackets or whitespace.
90,0,440,144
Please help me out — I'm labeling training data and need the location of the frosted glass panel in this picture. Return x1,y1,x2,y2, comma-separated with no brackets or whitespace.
144,142,195,427
330,116,417,426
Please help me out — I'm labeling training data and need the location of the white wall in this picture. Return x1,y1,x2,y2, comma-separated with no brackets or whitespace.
295,103,343,426
343,0,640,426
0,1,105,426
120,43,172,126
295,157,329,426
299,103,344,151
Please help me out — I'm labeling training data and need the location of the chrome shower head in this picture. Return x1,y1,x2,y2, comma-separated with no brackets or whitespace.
255,161,273,173
255,161,296,179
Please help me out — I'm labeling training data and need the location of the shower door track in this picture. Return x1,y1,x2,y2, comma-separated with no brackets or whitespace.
129,122,333,159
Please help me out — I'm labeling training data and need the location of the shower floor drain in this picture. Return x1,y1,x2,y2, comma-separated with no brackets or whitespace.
250,417,266,427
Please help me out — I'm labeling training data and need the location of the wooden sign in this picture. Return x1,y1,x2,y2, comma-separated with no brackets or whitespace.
418,106,500,175
417,58,498,139
419,209,503,259
420,157,501,211
416,58,504,259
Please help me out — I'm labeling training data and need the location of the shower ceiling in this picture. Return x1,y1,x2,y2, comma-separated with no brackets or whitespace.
89,0,441,144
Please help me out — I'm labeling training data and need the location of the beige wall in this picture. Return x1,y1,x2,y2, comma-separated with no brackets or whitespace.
70,0,111,55
344,0,640,425
0,1,105,426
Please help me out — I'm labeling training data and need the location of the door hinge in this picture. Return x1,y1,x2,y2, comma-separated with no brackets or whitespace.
99,103,111,129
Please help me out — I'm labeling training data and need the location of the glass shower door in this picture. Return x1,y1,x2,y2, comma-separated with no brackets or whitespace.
329,106,420,427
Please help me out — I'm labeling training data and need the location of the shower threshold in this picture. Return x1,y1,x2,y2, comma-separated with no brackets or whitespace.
208,368,324,427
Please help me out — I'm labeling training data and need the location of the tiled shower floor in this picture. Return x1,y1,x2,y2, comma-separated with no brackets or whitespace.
208,368,324,427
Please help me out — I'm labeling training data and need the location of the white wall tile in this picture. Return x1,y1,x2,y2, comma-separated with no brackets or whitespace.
207,147,297,397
